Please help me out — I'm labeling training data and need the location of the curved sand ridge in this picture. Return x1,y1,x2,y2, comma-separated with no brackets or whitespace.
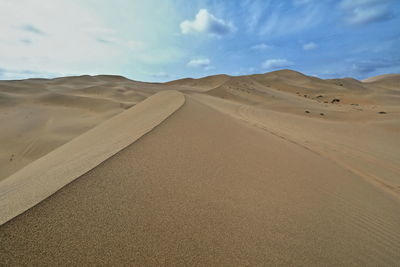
1,97,400,266
0,90,185,225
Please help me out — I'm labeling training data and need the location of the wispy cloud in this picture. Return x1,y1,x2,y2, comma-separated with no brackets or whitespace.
0,67,62,80
241,0,271,32
316,58,400,79
303,42,318,51
96,37,114,44
20,39,32,45
258,2,322,36
339,0,393,25
20,24,46,35
180,9,235,36
187,57,215,70
262,59,294,70
251,43,272,50
351,58,400,74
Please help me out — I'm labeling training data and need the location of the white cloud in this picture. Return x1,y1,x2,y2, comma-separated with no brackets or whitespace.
303,42,318,50
339,0,392,25
259,2,322,36
262,59,294,69
251,43,272,50
180,9,235,36
187,58,211,68
340,0,384,9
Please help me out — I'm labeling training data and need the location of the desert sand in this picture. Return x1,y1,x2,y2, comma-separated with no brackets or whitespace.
1,70,399,265
0,75,163,180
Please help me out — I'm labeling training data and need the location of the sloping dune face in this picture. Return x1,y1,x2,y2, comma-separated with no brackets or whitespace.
0,75,163,180
0,90,185,225
165,74,231,92
1,97,400,266
362,73,400,90
0,70,399,265
187,70,400,196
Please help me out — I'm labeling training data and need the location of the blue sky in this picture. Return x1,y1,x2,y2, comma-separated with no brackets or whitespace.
0,0,399,81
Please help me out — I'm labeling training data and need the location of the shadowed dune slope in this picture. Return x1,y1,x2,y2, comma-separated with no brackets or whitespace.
1,97,399,266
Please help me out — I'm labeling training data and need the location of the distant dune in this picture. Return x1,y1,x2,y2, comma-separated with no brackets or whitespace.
1,70,399,265
362,73,400,90
0,75,162,180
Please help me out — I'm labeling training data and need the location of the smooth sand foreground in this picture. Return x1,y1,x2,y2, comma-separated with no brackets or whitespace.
1,97,399,266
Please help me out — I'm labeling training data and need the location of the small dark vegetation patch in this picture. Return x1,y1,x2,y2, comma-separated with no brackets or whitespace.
331,98,340,103
305,110,310,113
378,111,387,114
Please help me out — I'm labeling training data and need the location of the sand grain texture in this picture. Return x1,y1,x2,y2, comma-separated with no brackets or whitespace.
1,97,400,266
0,90,184,225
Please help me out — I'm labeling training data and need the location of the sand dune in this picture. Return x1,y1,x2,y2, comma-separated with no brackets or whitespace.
0,70,399,265
166,74,231,92
0,75,157,180
0,90,184,225
1,97,400,266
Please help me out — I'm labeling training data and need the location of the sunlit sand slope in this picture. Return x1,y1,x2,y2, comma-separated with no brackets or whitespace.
1,97,399,266
0,90,184,225
0,75,160,180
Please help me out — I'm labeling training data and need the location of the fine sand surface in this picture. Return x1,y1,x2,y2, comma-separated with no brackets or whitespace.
1,97,400,266
0,90,184,225
1,70,400,265
0,75,162,180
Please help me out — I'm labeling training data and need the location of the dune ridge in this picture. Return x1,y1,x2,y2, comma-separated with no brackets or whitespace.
1,97,399,266
1,70,399,265
0,75,162,181
2,71,398,181
0,90,184,225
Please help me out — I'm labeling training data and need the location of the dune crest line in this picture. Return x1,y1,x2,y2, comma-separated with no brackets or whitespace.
0,90,185,225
